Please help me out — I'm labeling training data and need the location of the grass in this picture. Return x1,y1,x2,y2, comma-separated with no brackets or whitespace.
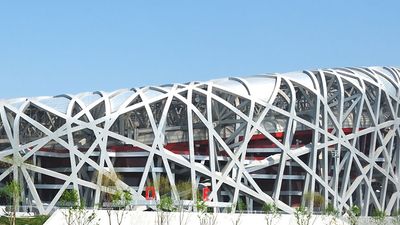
0,215,49,225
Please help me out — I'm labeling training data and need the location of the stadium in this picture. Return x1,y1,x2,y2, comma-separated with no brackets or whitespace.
0,66,399,216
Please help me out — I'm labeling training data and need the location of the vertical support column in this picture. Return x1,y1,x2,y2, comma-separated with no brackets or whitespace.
206,84,218,212
186,85,198,207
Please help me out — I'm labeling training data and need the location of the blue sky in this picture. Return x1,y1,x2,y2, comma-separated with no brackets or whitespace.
0,1,399,99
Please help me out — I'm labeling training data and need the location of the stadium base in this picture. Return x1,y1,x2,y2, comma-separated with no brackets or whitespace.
44,209,356,225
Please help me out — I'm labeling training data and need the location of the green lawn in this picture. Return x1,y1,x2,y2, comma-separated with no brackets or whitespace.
0,216,49,225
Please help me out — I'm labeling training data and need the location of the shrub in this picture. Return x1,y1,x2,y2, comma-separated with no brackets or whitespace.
393,210,400,225
303,192,324,212
154,176,171,197
176,180,192,200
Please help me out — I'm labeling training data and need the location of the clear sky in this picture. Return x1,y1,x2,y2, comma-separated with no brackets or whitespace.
0,1,399,99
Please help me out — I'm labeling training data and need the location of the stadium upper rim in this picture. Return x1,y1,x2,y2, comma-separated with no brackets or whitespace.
1,66,399,113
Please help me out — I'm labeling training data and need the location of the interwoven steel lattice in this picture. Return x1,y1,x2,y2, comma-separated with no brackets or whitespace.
0,66,399,215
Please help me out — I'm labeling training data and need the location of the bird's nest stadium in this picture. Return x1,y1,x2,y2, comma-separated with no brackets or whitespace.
0,66,399,216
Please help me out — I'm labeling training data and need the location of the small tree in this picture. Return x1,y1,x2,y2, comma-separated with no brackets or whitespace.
112,190,133,225
0,180,21,225
347,205,360,225
156,195,175,225
263,202,280,225
103,192,113,225
237,199,246,213
294,206,312,225
100,171,121,225
176,200,189,225
197,199,207,225
158,195,175,212
372,209,386,225
176,180,192,225
231,199,246,225
324,203,339,225
59,189,99,225
393,210,400,225
196,200,217,225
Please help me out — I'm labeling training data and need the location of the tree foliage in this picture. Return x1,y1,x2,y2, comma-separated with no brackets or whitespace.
112,189,133,225
0,180,21,225
347,205,360,225
303,192,324,212
153,176,171,197
294,206,312,225
157,195,175,212
176,180,192,200
263,202,280,225
372,209,386,225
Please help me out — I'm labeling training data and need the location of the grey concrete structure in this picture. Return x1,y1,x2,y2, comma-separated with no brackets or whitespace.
0,66,399,215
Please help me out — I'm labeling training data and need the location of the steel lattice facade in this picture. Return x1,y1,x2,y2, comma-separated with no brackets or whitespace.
0,66,400,215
